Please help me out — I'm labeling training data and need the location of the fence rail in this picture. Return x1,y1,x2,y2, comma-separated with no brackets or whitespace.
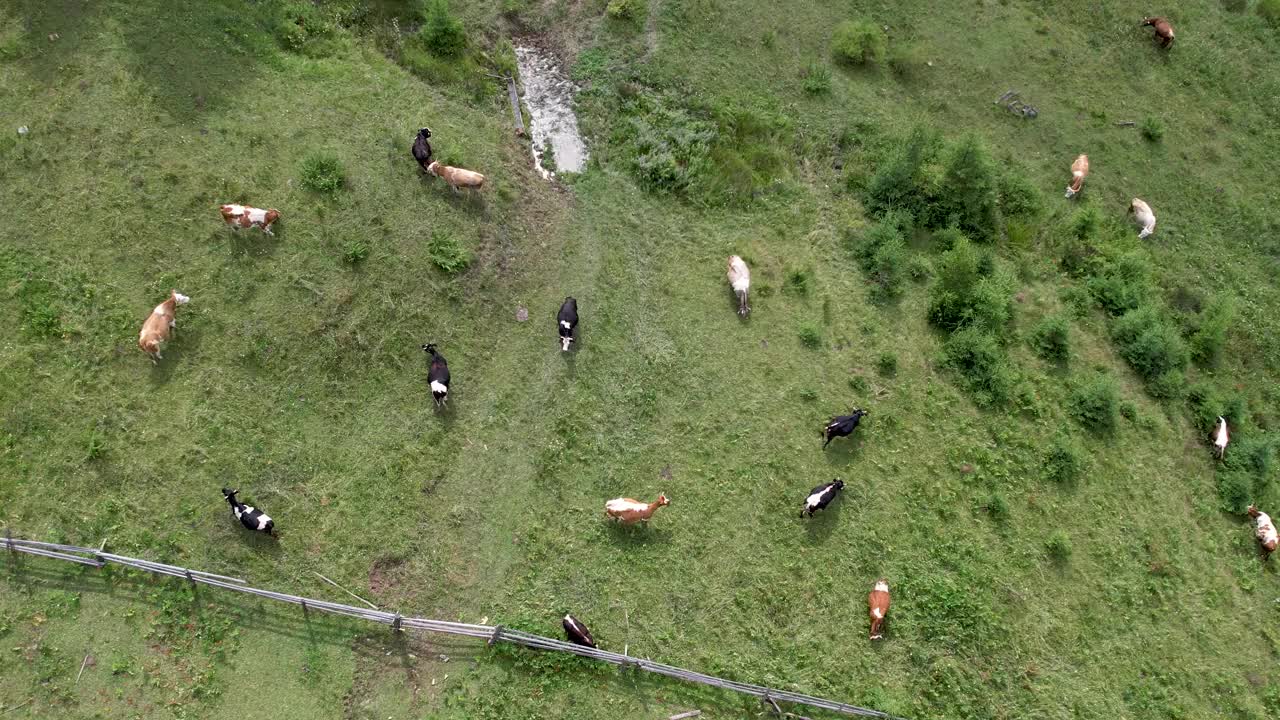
2,535,902,719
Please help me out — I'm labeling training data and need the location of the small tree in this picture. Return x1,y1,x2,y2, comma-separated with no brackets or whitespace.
420,0,467,57
936,135,1001,242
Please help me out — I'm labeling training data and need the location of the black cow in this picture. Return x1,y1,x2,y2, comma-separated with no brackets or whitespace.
800,479,844,518
222,488,275,536
412,127,434,172
562,614,597,648
557,297,578,352
822,408,868,449
422,343,450,406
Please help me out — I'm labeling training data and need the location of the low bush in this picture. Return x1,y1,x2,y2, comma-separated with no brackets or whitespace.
419,0,467,58
887,43,928,80
1140,116,1165,142
1217,470,1254,513
299,153,345,193
855,216,908,302
428,230,470,274
798,324,823,349
1186,294,1235,366
1260,0,1280,27
624,101,715,194
1030,314,1071,362
877,352,898,376
1087,251,1155,316
939,327,1015,407
1043,435,1085,484
1070,373,1119,434
998,172,1044,220
784,266,815,296
1046,531,1073,563
934,135,1001,242
1186,382,1247,436
832,20,886,66
907,255,932,281
342,239,369,264
802,62,832,95
985,492,1009,522
864,126,939,218
606,0,644,21
1110,306,1190,385
1223,434,1275,481
928,236,1014,333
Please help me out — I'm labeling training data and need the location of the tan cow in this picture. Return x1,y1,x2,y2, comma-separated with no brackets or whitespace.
605,494,670,525
138,290,191,363
1065,154,1089,199
426,160,485,194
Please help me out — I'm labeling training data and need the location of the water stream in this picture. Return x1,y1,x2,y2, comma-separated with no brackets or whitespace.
514,45,588,178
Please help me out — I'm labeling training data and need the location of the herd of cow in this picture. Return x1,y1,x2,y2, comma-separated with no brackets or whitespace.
134,18,1278,649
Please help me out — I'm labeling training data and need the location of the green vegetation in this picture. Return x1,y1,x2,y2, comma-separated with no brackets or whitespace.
1140,115,1165,142
299,152,346,193
3,0,1280,719
832,20,886,66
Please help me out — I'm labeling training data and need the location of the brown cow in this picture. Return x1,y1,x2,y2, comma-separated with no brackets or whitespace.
868,579,890,640
138,290,191,363
1141,17,1175,48
426,160,485,194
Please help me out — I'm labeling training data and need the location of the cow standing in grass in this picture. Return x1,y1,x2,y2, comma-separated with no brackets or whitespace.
727,255,750,317
422,343,451,407
822,408,868,449
1141,17,1175,48
563,614,597,648
1065,154,1089,199
800,479,844,518
222,488,274,536
1247,505,1278,557
868,579,890,640
138,290,190,364
557,297,578,352
412,127,434,172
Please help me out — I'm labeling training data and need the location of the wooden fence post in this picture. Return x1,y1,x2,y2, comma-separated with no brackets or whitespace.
392,614,402,633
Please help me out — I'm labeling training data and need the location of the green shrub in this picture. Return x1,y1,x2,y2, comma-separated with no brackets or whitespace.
1217,470,1254,513
935,135,1002,242
1110,306,1190,384
907,255,932,281
606,0,643,20
1140,116,1165,142
419,0,467,57
848,375,870,393
1223,434,1275,480
877,352,898,376
1070,373,1119,434
864,126,939,218
784,267,815,296
342,239,369,264
832,20,886,66
1186,382,1247,436
939,327,1015,407
1030,314,1071,362
1060,285,1092,319
928,236,1014,332
622,97,716,195
1187,294,1235,366
798,324,823,349
1261,0,1280,25
276,1,340,55
428,230,471,274
1087,251,1155,316
985,492,1009,522
998,172,1044,220
299,153,345,193
855,216,908,302
887,43,928,80
802,61,833,95
1046,531,1073,563
1043,435,1085,484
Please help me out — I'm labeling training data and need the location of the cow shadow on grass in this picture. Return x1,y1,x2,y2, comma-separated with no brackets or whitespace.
801,500,842,546
224,227,281,260
820,436,865,468
603,521,671,547
146,332,203,386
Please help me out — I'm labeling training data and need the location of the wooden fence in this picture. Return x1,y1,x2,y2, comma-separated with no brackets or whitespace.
2,535,903,720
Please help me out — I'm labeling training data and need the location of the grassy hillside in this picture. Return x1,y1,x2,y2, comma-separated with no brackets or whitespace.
2,1,1278,719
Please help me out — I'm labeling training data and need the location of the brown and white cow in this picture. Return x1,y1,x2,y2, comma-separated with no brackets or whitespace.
138,290,191,363
219,204,280,235
1247,506,1278,557
426,161,485,194
1065,154,1089,199
1130,198,1156,239
868,579,890,640
1141,17,1175,49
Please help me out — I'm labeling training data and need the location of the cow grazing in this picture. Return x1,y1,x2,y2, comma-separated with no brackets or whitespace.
426,160,485,194
800,479,844,518
1130,198,1156,239
557,297,578,352
1141,17,1175,48
222,487,274,536
1213,416,1229,460
422,343,451,407
823,408,868,449
1065,154,1089,199
412,127,434,172
1247,506,1278,556
605,494,669,525
868,579,890,640
727,255,750,317
138,290,191,363
562,614,597,648
219,204,280,236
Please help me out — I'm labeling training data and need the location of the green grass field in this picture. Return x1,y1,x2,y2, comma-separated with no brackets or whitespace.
3,0,1280,718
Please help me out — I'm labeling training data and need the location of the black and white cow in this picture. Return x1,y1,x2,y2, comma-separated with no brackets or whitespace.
222,488,274,536
822,408,868,449
422,343,450,406
557,297,578,352
562,613,597,648
412,127,433,172
800,479,844,518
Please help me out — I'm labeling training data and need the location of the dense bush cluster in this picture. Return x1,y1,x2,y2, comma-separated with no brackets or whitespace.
939,327,1015,407
1030,314,1071,363
927,236,1014,332
1043,435,1085,484
420,0,467,57
1070,373,1120,434
832,21,886,66
299,153,346,193
852,215,909,302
